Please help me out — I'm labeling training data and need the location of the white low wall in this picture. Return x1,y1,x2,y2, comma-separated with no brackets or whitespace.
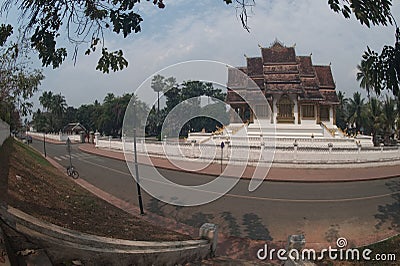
96,137,400,166
28,131,81,142
0,119,10,146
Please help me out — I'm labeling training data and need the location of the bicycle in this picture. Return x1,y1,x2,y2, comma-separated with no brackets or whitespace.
67,165,79,179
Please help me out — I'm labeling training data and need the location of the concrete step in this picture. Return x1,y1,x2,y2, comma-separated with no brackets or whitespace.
0,218,52,266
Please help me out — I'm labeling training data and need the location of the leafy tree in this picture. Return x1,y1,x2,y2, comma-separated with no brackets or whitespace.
1,0,165,73
164,84,181,112
0,31,44,130
0,24,12,45
362,29,400,97
34,92,147,137
145,106,162,137
396,96,400,138
326,0,394,27
32,109,50,133
63,106,77,127
160,80,228,137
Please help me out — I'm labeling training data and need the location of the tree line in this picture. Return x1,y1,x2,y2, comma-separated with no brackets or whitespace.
336,91,400,145
33,92,141,137
21,75,400,146
0,34,44,130
32,75,228,139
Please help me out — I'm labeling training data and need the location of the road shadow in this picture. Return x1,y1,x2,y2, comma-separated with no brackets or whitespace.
184,212,214,228
220,211,241,237
147,198,165,216
324,224,340,243
242,213,273,241
375,180,400,232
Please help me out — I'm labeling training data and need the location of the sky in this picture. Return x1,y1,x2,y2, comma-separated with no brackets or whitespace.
3,0,400,109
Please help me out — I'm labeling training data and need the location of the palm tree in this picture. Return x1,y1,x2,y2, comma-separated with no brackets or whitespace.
347,92,366,134
396,96,400,140
104,93,115,104
366,97,382,145
51,94,67,117
356,60,373,98
336,91,348,129
381,96,396,144
151,74,165,113
45,93,67,131
39,91,53,112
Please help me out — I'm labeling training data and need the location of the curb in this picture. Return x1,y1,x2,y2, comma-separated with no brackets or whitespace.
0,207,210,265
78,145,400,183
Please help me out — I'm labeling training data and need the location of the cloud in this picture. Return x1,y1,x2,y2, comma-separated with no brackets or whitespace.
36,0,399,108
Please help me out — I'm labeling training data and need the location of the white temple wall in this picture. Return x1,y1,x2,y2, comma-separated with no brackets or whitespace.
301,119,318,126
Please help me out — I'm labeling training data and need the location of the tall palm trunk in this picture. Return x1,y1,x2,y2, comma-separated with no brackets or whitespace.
157,91,160,113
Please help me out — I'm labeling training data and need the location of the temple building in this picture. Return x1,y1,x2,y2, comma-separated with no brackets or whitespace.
187,40,373,147
226,40,341,138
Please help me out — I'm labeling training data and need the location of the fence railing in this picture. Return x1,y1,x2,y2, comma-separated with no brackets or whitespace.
27,131,81,142
96,137,400,166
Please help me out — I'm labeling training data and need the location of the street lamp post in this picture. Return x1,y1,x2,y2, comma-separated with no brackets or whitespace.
43,131,47,157
220,141,225,173
133,103,145,215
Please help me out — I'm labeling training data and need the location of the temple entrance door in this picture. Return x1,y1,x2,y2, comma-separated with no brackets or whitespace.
277,95,295,123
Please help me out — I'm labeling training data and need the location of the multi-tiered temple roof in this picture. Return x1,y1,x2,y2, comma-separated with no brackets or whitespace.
227,41,339,105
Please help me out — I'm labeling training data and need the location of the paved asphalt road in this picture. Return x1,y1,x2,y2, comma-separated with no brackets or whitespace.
31,140,400,249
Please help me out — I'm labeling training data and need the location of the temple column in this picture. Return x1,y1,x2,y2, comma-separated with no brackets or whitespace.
316,104,321,124
293,97,298,125
333,106,336,125
269,98,274,124
297,102,301,125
